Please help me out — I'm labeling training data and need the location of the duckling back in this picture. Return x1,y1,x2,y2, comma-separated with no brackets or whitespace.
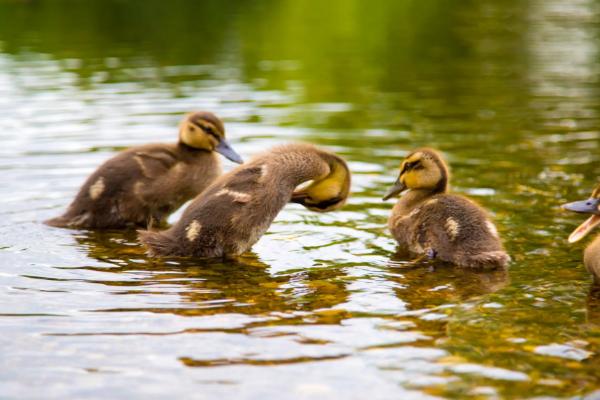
45,144,221,229
390,193,509,269
139,160,291,257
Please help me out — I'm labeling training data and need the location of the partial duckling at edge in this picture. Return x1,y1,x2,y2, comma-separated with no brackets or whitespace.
563,184,600,282
139,143,351,258
45,111,243,229
382,148,509,269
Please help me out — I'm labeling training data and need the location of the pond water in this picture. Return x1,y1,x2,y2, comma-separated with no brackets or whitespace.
1,0,600,398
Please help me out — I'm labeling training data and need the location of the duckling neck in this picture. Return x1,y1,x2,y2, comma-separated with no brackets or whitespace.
396,189,439,214
263,150,331,188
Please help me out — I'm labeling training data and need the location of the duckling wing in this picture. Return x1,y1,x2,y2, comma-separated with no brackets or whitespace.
416,195,508,267
420,195,492,242
133,148,180,179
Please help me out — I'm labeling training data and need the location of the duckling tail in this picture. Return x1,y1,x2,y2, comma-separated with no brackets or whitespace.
460,251,511,269
138,230,176,256
44,216,68,227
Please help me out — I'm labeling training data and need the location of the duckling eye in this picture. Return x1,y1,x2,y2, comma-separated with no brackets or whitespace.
204,126,219,138
405,160,423,171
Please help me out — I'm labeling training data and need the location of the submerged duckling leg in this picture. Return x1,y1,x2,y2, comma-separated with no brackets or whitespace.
426,248,437,260
408,253,428,264
406,247,437,265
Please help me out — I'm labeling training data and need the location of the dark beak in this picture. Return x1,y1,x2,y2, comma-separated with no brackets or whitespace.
215,139,243,164
562,197,600,215
382,179,407,201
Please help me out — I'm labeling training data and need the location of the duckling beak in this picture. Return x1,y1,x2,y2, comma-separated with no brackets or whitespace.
382,179,407,201
563,197,600,243
568,215,600,243
562,197,600,214
215,139,243,164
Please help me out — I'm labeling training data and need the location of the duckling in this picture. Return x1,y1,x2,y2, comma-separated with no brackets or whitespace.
382,148,509,269
563,184,600,281
138,143,351,258
45,111,243,229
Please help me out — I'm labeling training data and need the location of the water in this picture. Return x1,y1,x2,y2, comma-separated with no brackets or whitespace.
1,0,600,398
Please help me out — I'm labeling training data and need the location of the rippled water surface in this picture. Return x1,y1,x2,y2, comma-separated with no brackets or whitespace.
1,1,600,398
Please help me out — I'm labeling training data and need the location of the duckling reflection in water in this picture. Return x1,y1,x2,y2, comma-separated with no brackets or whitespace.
388,256,509,308
382,148,509,269
139,143,351,258
563,184,600,282
75,230,351,316
45,111,243,230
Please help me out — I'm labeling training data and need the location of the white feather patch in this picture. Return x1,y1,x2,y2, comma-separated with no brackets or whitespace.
185,220,202,241
260,164,269,179
89,177,105,200
400,207,421,221
133,181,144,197
134,155,149,176
445,217,460,240
486,220,499,238
216,188,251,203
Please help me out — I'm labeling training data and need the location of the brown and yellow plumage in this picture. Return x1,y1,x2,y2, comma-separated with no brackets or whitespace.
45,111,243,229
563,183,600,281
138,143,351,258
383,148,509,269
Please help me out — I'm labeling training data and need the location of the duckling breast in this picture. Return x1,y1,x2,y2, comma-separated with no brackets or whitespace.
584,236,600,282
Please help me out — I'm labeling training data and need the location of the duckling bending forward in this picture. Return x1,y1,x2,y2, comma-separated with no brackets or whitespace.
45,111,243,229
382,148,509,269
563,184,600,281
138,143,351,258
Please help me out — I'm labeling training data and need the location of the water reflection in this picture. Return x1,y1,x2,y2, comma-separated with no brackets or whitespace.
586,285,600,326
2,0,600,398
73,230,352,317
389,260,509,311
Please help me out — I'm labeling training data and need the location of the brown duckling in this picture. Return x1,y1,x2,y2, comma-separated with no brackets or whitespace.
45,111,243,229
382,148,509,269
138,143,351,258
563,184,600,281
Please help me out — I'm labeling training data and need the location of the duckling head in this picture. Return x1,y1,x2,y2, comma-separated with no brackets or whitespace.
179,111,243,164
383,148,449,200
563,184,600,243
290,154,351,212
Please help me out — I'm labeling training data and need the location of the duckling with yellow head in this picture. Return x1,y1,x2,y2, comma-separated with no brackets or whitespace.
383,148,510,269
563,183,600,282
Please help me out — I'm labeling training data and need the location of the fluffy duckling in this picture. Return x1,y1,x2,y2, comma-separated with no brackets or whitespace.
382,148,509,269
138,143,351,258
45,111,243,229
563,184,600,281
